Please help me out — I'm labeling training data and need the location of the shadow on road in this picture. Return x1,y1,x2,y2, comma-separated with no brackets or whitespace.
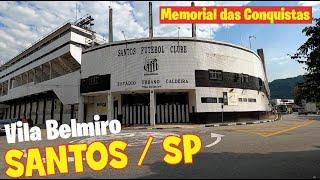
139,149,320,179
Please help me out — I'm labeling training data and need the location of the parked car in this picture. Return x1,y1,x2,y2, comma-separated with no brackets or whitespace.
298,103,318,115
0,119,19,135
276,105,288,114
304,102,317,114
298,108,307,115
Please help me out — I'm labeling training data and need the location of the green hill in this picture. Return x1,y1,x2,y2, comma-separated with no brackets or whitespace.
269,75,304,99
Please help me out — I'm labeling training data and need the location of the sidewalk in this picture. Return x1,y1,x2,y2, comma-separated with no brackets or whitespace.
122,114,281,130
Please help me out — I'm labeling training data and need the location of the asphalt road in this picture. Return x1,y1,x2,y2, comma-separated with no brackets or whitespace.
0,113,319,179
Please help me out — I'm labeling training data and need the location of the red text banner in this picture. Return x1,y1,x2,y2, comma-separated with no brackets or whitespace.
159,6,312,24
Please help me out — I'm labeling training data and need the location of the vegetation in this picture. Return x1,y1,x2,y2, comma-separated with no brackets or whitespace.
269,75,304,99
290,18,320,103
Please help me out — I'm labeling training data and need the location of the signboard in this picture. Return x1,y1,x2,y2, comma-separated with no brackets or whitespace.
228,92,239,106
223,92,228,105
96,102,107,114
111,41,195,91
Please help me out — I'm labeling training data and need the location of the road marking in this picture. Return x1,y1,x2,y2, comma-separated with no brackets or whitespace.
138,136,154,166
205,133,224,148
262,120,315,137
69,132,178,147
234,120,315,137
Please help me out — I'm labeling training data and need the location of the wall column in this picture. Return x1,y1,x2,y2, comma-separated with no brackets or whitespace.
33,69,36,83
29,101,32,120
59,102,63,126
78,96,84,122
51,97,54,119
40,65,44,82
107,91,113,119
149,89,156,126
35,100,39,124
5,108,8,119
18,103,21,119
49,62,52,80
9,104,12,119
13,103,16,119
24,101,27,117
70,104,74,119
42,97,46,124
26,71,29,83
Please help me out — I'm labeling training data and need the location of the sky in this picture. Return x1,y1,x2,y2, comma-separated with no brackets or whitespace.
0,1,319,82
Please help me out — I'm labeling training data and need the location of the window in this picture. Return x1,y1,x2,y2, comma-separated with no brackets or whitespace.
209,70,223,80
234,74,240,82
248,98,257,102
201,97,217,103
238,98,243,102
243,98,247,102
89,76,99,85
218,98,224,103
259,79,263,90
241,74,249,83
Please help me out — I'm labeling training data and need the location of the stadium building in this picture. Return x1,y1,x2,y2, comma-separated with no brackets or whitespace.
0,2,271,126
0,17,97,126
78,3,271,125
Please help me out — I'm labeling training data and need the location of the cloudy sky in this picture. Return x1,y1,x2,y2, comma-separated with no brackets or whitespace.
0,1,319,81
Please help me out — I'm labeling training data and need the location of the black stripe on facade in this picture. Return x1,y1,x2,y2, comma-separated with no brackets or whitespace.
195,70,267,94
80,74,111,94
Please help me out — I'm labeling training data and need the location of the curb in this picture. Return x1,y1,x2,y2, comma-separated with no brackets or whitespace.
123,114,281,130
204,113,281,128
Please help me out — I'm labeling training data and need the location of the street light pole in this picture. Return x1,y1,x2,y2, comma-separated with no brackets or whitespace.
177,26,180,46
121,30,126,41
221,104,224,123
249,35,256,49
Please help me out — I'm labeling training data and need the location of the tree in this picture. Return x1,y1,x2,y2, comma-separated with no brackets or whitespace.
291,18,320,103
293,86,303,105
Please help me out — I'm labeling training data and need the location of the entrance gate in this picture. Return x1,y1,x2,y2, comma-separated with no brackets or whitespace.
120,92,190,125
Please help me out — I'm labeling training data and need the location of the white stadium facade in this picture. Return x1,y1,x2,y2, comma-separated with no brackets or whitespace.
0,2,271,126
0,21,94,127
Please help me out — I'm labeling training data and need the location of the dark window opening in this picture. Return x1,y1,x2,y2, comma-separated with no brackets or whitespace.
201,97,217,103
122,94,149,106
209,70,223,80
258,78,263,90
241,74,249,83
248,98,257,102
156,93,188,105
234,74,240,82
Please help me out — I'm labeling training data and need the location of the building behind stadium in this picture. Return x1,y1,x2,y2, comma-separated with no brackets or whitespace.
0,2,271,126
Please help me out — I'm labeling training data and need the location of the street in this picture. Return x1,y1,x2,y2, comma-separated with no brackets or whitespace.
1,113,319,179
